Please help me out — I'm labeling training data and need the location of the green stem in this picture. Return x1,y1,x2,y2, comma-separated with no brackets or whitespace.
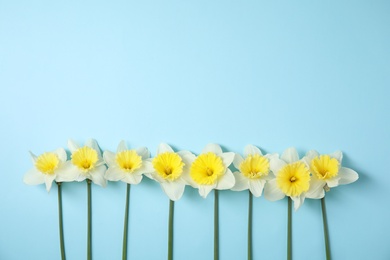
214,190,219,260
248,191,253,260
287,197,292,260
57,182,66,260
321,197,331,260
122,184,131,260
87,180,92,260
168,200,174,260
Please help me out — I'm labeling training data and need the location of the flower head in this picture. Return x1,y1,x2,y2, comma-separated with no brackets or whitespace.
103,141,150,185
232,145,279,197
264,147,322,210
185,144,235,198
23,148,67,192
303,150,358,195
145,143,195,201
57,139,107,187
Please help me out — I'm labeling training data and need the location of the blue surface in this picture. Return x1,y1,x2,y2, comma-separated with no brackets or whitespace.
1,1,389,259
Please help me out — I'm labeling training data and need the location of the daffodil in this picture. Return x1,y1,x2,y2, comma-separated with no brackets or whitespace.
185,143,235,198
23,148,67,192
231,144,279,260
145,143,195,201
264,147,322,210
103,140,151,260
24,147,68,259
232,144,279,197
103,140,151,185
57,139,107,187
144,143,195,260
303,150,359,260
303,150,359,194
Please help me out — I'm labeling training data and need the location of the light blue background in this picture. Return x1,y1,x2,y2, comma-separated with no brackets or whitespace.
1,0,389,259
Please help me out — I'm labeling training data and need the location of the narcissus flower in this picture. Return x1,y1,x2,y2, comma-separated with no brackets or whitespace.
145,143,195,201
185,144,235,198
23,148,67,192
103,141,150,185
232,145,279,197
264,147,322,210
303,150,358,194
57,139,107,187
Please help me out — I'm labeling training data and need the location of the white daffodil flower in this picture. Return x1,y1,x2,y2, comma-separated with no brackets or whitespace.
57,139,107,187
264,147,323,210
232,144,279,197
184,143,235,199
145,143,195,201
302,150,358,196
103,140,151,185
23,148,67,192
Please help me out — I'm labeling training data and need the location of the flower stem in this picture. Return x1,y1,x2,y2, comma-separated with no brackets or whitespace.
248,191,253,260
168,199,174,260
287,197,292,260
122,184,131,260
321,197,331,260
214,189,219,260
57,182,66,260
87,180,92,260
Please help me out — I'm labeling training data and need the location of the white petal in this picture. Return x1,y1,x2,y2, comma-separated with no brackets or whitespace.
103,151,116,167
306,177,325,199
54,148,67,162
269,158,286,176
177,151,196,171
249,179,266,197
136,147,150,160
232,154,244,170
68,139,80,153
181,171,198,188
281,147,299,163
291,195,305,211
89,165,107,187
231,172,249,191
149,172,165,183
216,169,235,190
117,140,128,152
87,139,102,157
161,181,186,201
338,167,358,185
264,179,285,201
327,177,340,188
142,160,155,174
104,167,125,181
122,173,143,185
302,150,319,166
23,169,44,185
157,143,174,154
331,151,343,163
220,152,235,167
202,143,222,154
29,151,38,163
56,162,80,182
77,175,87,182
244,144,262,157
44,174,56,192
199,185,216,198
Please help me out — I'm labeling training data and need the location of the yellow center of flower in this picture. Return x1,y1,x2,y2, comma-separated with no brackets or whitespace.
239,154,270,179
310,155,339,180
152,152,184,181
116,150,142,173
71,146,98,172
276,161,310,197
35,152,60,175
190,152,225,185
